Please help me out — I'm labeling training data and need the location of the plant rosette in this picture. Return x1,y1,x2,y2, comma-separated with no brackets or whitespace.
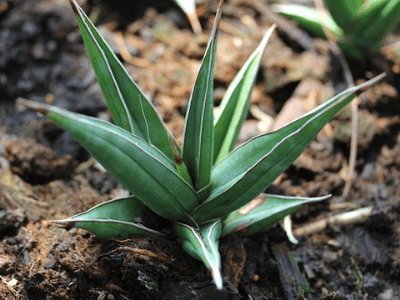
20,0,385,289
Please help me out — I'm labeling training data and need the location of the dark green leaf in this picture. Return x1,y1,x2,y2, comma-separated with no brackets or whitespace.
20,99,200,221
175,220,223,289
190,74,385,223
70,0,176,160
214,25,275,164
54,196,160,239
222,194,329,236
181,1,222,192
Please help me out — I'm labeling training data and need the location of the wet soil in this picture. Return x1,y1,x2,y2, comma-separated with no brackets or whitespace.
1,0,400,299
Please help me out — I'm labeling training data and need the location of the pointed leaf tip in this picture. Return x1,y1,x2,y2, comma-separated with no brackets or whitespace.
52,196,162,239
213,24,276,163
192,73,385,223
182,0,223,192
17,98,49,116
72,0,177,160
69,0,79,16
175,221,223,289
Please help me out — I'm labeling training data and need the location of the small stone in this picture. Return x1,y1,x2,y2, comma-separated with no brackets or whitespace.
378,289,393,300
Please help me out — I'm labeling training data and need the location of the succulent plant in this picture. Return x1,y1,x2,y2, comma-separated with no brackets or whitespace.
20,0,384,289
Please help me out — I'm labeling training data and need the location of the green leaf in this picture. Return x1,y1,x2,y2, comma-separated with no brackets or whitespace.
221,194,330,236
350,0,389,45
360,0,400,49
213,25,275,164
182,2,222,193
190,73,385,223
20,99,200,221
53,196,161,239
70,0,176,160
272,4,363,59
272,4,343,40
325,0,364,33
175,220,223,289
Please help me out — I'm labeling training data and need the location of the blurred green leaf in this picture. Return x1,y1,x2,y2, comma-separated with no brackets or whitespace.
350,0,389,45
272,4,342,40
325,0,364,32
361,0,400,49
274,0,400,59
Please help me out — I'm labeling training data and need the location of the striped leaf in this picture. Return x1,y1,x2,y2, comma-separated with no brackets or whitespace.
70,0,176,160
54,196,161,239
181,1,222,193
222,194,330,236
175,220,223,289
190,74,385,223
20,100,200,221
213,25,275,164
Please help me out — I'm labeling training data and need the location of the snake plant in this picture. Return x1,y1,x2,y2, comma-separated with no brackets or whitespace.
20,0,384,289
273,0,400,59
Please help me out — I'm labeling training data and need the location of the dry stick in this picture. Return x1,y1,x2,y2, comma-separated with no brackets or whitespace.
0,276,19,298
313,0,357,197
293,206,373,237
187,11,202,36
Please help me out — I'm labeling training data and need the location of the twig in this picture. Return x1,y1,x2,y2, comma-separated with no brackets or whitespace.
0,276,19,298
293,206,373,237
102,246,170,263
313,0,357,197
187,11,202,36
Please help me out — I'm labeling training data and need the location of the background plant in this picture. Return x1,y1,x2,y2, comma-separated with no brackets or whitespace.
273,0,400,59
20,0,384,289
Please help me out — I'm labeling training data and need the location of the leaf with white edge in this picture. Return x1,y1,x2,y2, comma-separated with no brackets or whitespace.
175,220,223,289
54,196,161,239
190,74,385,223
19,99,200,221
221,194,330,236
182,1,223,193
70,0,176,160
214,25,275,164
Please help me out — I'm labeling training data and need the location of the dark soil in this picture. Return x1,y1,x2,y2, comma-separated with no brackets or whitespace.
1,0,400,299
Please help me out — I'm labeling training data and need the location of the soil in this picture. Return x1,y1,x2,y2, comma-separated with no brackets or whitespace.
0,0,400,299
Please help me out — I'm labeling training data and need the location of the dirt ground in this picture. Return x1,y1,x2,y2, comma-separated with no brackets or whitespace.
0,0,400,299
